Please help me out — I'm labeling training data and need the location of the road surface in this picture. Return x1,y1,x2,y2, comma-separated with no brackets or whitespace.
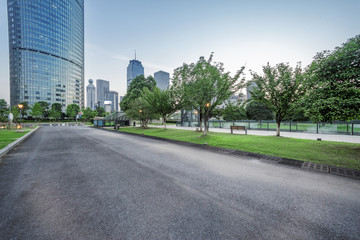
0,126,359,239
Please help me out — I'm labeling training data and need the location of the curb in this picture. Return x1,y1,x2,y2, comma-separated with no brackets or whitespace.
96,127,360,181
0,127,40,160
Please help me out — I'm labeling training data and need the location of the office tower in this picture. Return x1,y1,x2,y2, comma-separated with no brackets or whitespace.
108,91,118,112
86,79,96,110
154,71,170,91
7,0,85,108
96,79,109,108
127,59,144,88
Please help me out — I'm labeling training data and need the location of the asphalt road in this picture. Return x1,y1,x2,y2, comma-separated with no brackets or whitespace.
0,126,359,240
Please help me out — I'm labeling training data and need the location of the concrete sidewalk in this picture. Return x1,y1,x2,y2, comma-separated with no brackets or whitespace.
152,125,360,144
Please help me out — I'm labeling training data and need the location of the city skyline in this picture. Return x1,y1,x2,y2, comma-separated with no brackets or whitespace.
1,0,359,104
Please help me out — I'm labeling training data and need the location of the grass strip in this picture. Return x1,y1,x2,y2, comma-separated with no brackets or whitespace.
0,129,31,149
118,127,360,170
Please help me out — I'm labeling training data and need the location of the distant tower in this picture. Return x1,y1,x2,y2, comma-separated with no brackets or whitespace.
154,71,170,91
127,53,144,88
86,79,96,110
96,79,109,108
108,91,119,112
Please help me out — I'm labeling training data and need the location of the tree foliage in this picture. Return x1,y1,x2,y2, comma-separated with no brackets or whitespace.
30,102,45,121
141,87,183,129
19,102,29,118
172,53,246,135
250,62,306,136
125,97,159,127
120,75,157,112
0,99,9,122
245,101,274,121
303,35,360,122
37,101,50,118
48,103,63,121
66,104,80,120
94,106,106,117
82,107,96,121
222,103,246,122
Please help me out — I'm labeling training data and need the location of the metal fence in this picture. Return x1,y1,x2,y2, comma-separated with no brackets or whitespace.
177,120,360,136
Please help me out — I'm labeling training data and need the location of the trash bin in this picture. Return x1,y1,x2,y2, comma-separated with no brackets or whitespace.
133,122,136,127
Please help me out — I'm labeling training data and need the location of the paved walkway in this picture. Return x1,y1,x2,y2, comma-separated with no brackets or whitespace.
152,125,360,144
1,126,359,239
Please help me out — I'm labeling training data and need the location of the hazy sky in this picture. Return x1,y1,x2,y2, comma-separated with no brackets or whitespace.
0,0,359,102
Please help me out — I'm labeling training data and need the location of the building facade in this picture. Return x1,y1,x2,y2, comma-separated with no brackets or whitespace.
154,71,170,91
7,0,85,108
108,90,118,112
127,59,144,88
86,79,96,110
96,79,109,108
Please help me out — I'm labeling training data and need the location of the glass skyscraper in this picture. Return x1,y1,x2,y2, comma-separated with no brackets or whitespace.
154,71,170,91
7,0,85,108
96,79,109,108
127,59,144,88
108,90,118,112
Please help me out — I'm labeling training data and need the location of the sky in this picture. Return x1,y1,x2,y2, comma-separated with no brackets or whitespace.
0,0,359,103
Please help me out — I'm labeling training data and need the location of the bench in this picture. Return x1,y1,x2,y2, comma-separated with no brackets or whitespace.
230,125,247,135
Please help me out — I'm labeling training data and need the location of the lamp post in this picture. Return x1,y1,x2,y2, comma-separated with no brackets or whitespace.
17,104,23,128
205,102,210,131
139,109,143,127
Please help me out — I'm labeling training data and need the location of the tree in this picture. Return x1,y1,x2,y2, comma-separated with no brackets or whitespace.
222,103,247,123
0,99,9,122
125,97,158,127
37,101,50,118
303,35,360,122
94,106,106,117
172,53,245,135
250,62,306,136
245,101,274,121
141,87,183,129
19,102,29,118
29,102,45,121
120,75,157,112
83,107,95,121
11,106,20,122
66,104,80,120
48,103,63,121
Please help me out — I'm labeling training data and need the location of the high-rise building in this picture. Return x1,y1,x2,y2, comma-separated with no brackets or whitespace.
127,59,144,88
7,0,85,108
108,91,118,112
154,71,170,91
86,79,96,110
96,79,109,108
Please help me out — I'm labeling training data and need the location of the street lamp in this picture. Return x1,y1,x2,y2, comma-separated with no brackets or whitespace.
205,102,210,108
17,104,23,128
139,109,142,113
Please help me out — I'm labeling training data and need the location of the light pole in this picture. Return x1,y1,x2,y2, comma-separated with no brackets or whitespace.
17,104,23,128
205,102,210,131
139,109,143,127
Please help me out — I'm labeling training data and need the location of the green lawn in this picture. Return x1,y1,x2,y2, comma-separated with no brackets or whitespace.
118,127,360,170
0,128,31,149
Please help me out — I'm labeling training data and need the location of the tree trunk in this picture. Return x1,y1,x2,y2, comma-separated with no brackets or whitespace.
163,116,167,130
199,110,203,132
276,120,281,136
203,116,208,136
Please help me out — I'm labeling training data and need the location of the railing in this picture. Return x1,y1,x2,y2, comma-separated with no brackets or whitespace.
177,120,360,136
